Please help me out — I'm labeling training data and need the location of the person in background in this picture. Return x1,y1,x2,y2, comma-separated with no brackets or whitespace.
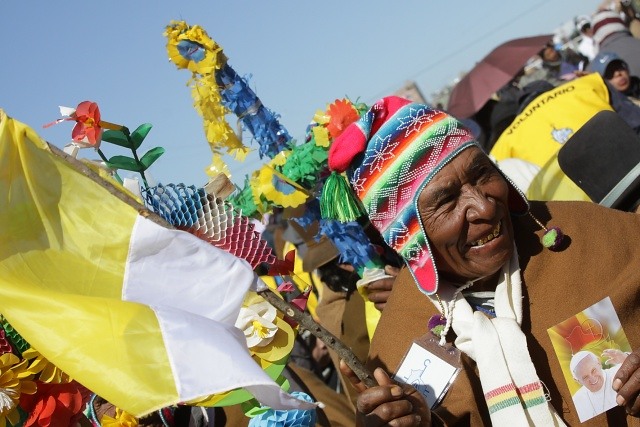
576,15,598,62
592,9,640,77
589,50,640,101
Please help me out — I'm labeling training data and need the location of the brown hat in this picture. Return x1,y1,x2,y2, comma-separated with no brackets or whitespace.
302,235,339,272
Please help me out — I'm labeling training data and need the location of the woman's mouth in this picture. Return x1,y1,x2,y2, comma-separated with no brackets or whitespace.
469,222,501,247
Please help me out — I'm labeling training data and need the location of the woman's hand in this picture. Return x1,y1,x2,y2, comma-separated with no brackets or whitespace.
367,265,400,311
340,360,431,426
613,348,640,416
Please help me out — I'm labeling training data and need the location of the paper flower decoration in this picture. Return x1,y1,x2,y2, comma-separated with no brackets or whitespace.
22,348,70,384
247,391,317,427
252,155,309,209
43,101,122,149
19,381,89,427
100,407,139,427
326,98,361,140
235,300,279,349
0,353,37,427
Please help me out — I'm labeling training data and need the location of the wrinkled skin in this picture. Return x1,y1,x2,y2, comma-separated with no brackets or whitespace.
614,348,640,416
340,361,430,427
417,147,514,284
366,265,400,311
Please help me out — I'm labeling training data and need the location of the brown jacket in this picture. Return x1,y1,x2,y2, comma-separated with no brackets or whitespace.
368,201,640,426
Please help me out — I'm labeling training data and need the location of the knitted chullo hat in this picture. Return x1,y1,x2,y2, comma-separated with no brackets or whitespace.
321,96,528,295
592,10,628,46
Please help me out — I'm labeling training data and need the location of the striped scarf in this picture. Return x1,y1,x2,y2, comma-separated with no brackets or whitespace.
433,247,566,426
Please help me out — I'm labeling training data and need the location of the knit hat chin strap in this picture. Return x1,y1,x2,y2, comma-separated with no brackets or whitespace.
437,248,567,426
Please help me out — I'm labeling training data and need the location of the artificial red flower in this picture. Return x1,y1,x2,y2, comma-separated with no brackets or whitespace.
71,101,103,147
326,99,360,140
20,381,90,427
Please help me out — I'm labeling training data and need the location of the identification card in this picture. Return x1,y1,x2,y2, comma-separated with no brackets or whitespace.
393,334,462,409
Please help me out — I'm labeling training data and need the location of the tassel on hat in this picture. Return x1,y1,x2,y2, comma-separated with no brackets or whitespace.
320,171,366,222
320,113,372,222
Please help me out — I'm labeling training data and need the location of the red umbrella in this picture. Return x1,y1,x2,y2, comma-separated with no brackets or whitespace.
446,34,553,119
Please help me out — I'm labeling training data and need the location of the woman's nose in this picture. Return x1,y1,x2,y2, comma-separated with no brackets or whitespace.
463,186,495,221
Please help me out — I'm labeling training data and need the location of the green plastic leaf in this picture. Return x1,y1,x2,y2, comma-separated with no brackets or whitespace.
102,129,132,148
106,155,144,172
131,123,153,149
139,147,165,170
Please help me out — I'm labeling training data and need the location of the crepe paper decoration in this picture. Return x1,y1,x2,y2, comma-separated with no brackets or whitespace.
253,160,310,209
290,288,311,313
0,353,37,427
267,250,296,277
228,176,262,218
143,183,276,269
100,407,139,427
319,219,383,276
0,316,29,355
0,330,13,356
276,281,295,293
19,381,90,427
312,125,330,148
43,102,123,149
288,200,322,231
164,20,246,169
235,300,280,349
206,153,232,179
247,391,317,427
215,63,292,159
279,142,328,191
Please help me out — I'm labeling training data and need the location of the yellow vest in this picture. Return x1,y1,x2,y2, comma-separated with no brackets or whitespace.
526,153,592,202
491,73,613,168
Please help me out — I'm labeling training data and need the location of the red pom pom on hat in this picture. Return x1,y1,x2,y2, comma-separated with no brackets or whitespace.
328,124,366,173
328,96,413,173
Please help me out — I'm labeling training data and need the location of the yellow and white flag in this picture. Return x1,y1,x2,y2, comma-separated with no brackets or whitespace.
0,110,311,416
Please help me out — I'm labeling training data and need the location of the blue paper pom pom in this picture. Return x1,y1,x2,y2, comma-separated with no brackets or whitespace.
248,391,317,427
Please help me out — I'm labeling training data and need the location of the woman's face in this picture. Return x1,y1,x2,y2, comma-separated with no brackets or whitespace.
417,147,514,283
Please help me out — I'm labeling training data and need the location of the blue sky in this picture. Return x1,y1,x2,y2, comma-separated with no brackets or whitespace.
2,1,602,187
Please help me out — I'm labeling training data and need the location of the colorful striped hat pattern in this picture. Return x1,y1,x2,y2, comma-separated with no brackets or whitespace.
326,96,527,295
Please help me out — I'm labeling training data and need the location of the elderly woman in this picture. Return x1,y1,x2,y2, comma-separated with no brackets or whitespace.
322,96,640,426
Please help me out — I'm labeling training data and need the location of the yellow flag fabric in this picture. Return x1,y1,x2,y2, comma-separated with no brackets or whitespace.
490,73,612,168
0,110,311,416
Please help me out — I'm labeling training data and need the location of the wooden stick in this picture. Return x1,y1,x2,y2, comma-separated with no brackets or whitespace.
48,142,377,388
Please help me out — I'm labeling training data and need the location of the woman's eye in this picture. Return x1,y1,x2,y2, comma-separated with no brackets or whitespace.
476,166,496,183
